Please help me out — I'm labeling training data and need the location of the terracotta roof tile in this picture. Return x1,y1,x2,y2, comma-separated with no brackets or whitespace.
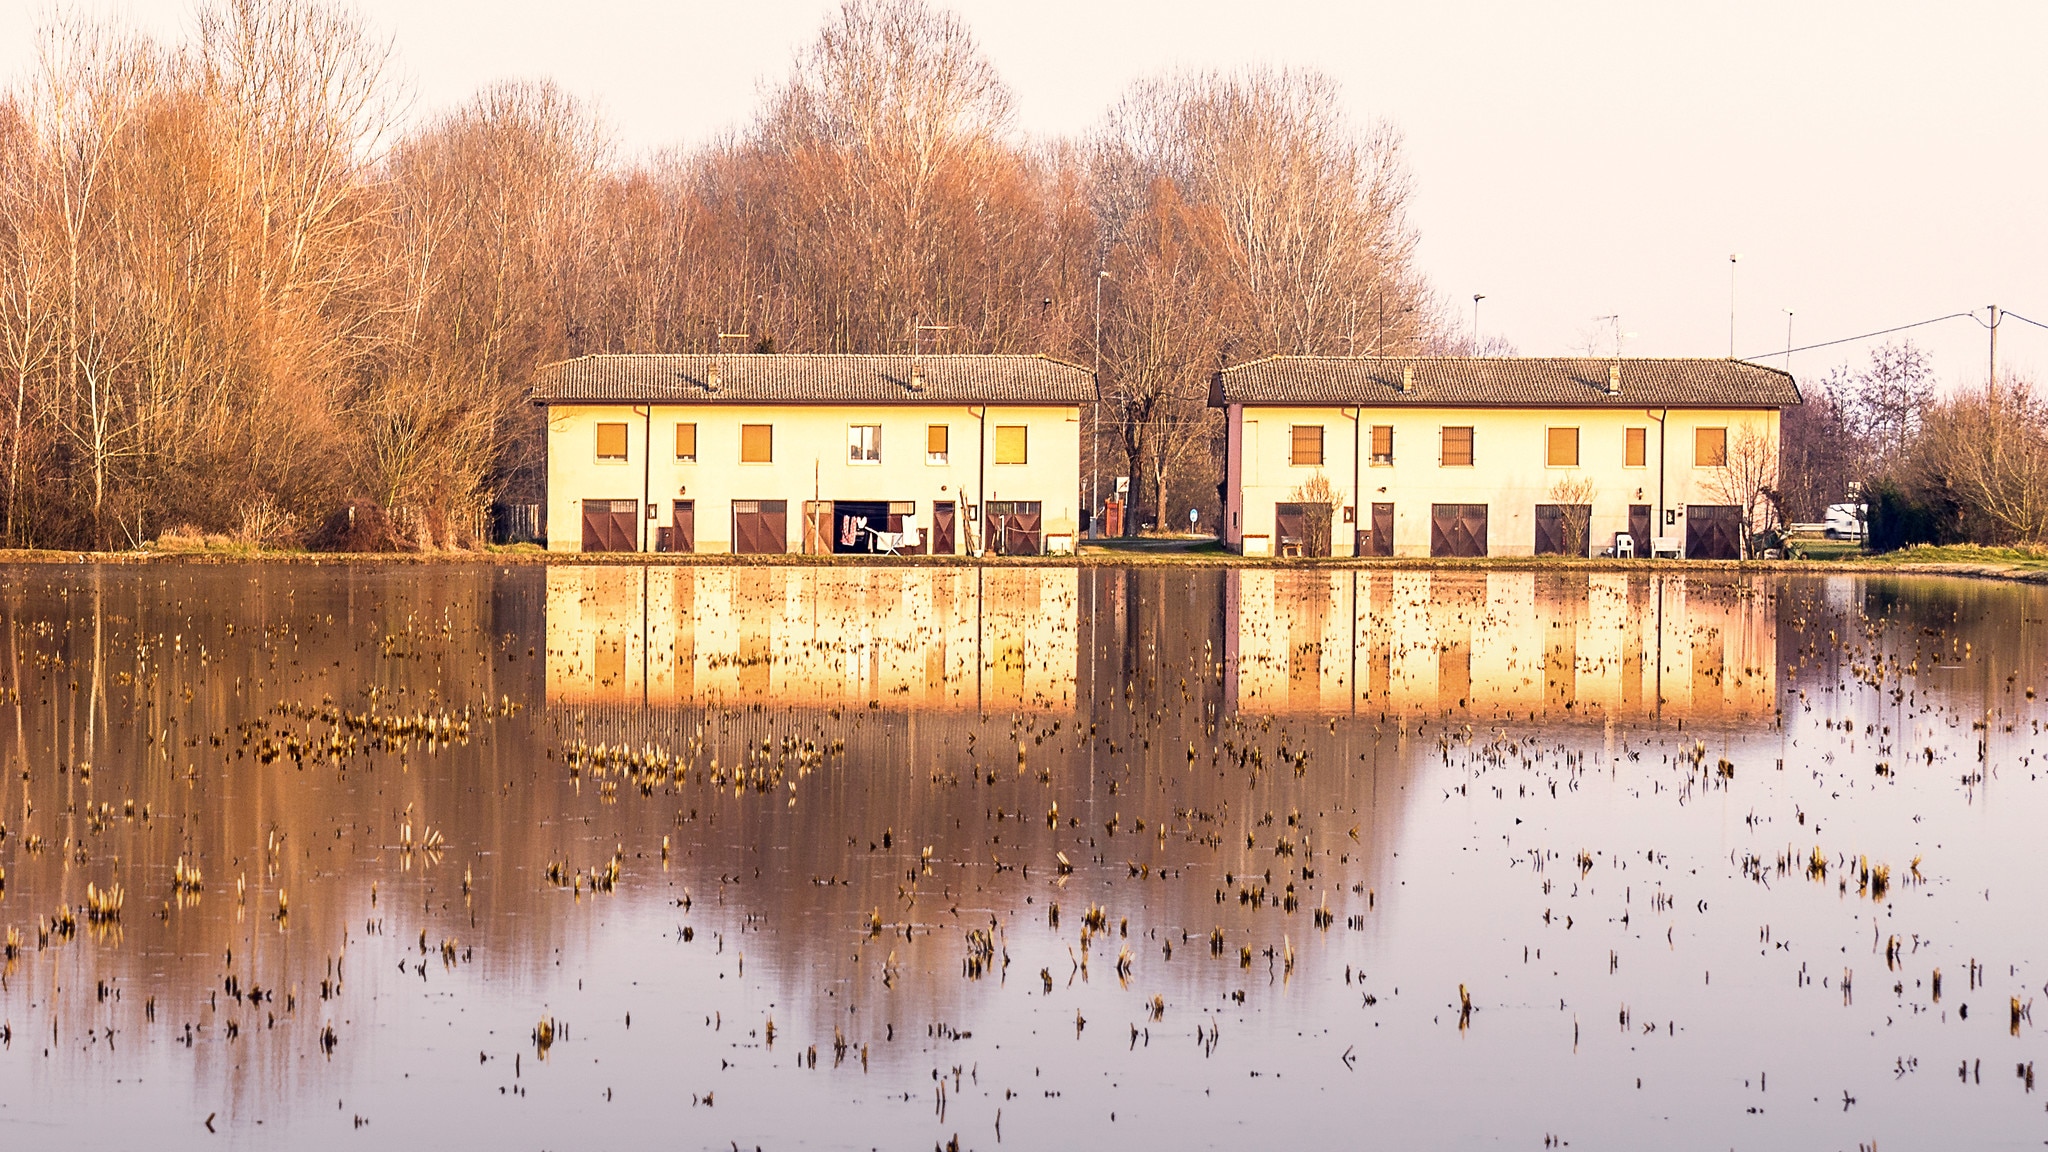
532,354,1095,406
1213,356,1800,409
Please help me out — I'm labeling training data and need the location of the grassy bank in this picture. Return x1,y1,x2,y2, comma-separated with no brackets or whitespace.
1,537,2045,584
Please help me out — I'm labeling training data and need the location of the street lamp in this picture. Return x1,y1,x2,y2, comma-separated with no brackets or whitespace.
1728,253,1741,358
1471,294,1486,353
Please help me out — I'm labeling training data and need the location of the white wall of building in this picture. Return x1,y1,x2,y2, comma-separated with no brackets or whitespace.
544,402,1081,553
1225,404,1782,557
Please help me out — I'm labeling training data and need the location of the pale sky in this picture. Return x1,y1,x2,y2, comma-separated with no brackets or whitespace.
6,0,2045,389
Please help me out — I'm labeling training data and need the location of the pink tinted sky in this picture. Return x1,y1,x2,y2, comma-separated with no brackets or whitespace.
6,0,2044,388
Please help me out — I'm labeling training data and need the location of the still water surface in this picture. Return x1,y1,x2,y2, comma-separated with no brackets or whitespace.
0,564,2044,1149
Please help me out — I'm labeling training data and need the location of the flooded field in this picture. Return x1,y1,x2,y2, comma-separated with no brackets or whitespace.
0,563,2044,1149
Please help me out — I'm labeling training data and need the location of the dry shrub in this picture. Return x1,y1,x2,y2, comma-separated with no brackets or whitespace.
233,494,299,549
1546,474,1597,557
154,524,209,551
1918,382,2048,544
1288,472,1343,557
305,501,412,553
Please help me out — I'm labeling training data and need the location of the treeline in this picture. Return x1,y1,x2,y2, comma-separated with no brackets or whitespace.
1779,340,2048,547
0,0,1439,550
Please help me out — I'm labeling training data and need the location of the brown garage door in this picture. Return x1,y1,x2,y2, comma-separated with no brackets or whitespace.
1273,502,1334,558
984,501,1042,555
1534,503,1592,557
1685,504,1742,560
581,499,638,552
732,500,788,555
1430,504,1488,558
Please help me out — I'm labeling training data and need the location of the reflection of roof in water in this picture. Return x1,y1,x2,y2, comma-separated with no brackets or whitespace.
546,566,1082,713
1225,570,1777,722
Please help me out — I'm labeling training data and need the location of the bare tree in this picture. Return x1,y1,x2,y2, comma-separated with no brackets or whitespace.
1091,67,1432,532
1777,381,1856,523
0,102,60,543
1093,178,1229,532
0,0,1447,550
1546,473,1596,557
1830,340,1932,474
1919,379,2048,543
1703,424,1782,557
1287,471,1343,558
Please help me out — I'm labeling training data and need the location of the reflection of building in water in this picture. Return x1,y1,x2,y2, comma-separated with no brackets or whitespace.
1225,570,1775,720
547,566,1080,711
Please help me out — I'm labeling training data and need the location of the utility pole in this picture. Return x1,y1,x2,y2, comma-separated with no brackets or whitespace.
1092,269,1109,537
1471,294,1485,353
1727,254,1740,357
1988,303,2000,402
1782,310,1794,373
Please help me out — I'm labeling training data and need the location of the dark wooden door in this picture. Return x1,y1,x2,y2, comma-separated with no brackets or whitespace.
1533,504,1591,557
1685,504,1742,560
671,500,695,553
1628,505,1652,557
1533,504,1564,556
932,502,956,555
1273,503,1307,556
1430,503,1488,558
732,500,788,554
581,499,638,552
1363,502,1394,557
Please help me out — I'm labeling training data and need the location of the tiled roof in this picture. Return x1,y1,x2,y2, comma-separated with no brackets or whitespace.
531,354,1095,406
1214,356,1800,409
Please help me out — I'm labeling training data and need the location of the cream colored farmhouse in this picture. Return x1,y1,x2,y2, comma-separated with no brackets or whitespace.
1216,357,1800,559
532,354,1090,555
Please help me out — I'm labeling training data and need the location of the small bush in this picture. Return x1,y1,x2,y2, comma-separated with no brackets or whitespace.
306,501,414,553
1864,480,1957,553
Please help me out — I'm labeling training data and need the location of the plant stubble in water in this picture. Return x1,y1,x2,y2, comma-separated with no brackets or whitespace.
0,564,2042,1149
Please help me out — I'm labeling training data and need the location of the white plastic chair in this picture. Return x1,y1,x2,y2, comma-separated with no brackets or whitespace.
1613,532,1635,559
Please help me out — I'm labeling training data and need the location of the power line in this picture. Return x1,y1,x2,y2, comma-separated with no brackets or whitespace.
2001,309,2048,333
1738,311,1977,362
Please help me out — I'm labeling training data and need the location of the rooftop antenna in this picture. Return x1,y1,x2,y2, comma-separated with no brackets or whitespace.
710,332,750,391
911,321,951,390
1594,314,1635,392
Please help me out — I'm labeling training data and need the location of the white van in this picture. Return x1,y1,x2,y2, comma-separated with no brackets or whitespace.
1824,503,1867,540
